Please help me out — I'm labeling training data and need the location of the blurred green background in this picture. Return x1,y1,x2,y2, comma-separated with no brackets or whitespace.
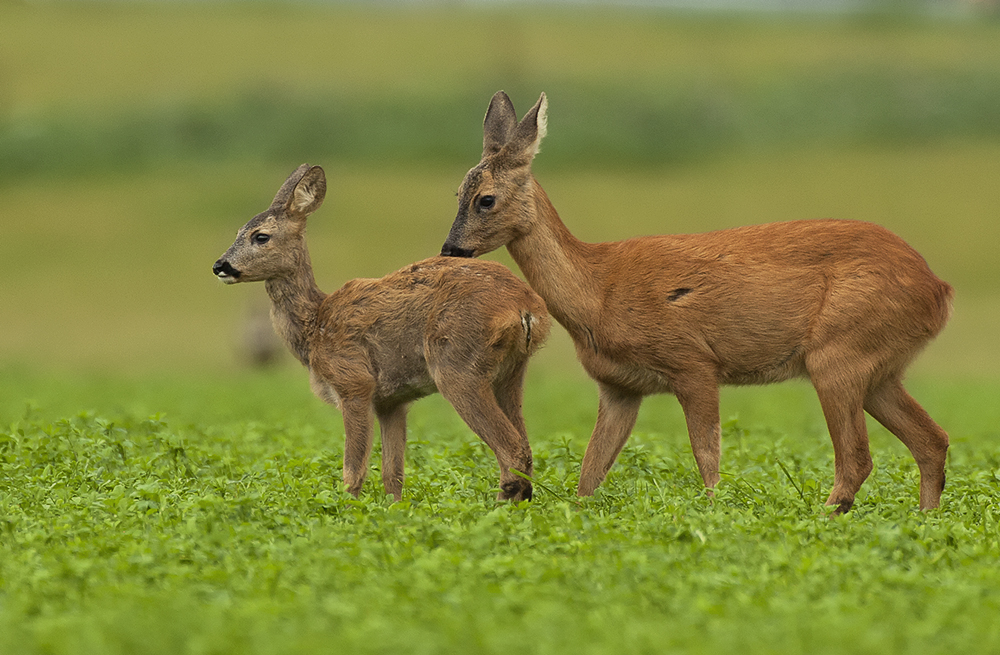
2,0,998,382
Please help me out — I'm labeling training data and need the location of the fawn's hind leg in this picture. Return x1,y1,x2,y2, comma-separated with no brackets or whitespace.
492,358,530,442
436,376,534,502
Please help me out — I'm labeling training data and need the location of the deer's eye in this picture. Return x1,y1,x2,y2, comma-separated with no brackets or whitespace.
253,233,271,245
478,195,495,210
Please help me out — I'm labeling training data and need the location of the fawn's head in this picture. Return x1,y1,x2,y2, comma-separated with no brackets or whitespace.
214,164,326,284
441,91,547,258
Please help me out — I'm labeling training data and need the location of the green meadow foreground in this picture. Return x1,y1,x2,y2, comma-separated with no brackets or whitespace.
2,370,1000,654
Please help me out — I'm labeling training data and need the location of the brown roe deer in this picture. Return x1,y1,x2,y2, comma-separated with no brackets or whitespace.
214,164,549,501
440,92,952,514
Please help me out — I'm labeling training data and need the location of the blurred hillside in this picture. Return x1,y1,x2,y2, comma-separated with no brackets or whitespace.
1,1,998,378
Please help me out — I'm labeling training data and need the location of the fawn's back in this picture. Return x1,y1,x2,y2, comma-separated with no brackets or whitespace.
310,256,549,409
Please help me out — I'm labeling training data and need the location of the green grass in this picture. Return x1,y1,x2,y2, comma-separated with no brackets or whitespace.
2,370,1000,655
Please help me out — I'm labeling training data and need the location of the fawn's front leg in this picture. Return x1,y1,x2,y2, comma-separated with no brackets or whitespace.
377,403,409,502
340,395,375,497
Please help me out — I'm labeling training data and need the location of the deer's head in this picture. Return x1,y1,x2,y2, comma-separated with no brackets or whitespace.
441,91,547,258
213,164,326,284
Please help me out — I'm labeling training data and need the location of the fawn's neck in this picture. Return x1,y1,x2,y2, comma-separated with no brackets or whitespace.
507,180,604,345
265,248,325,367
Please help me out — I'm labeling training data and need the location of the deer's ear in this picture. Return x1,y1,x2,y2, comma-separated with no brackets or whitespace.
287,165,327,218
501,93,547,165
483,91,518,157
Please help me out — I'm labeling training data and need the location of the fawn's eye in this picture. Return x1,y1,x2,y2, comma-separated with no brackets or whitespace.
253,233,271,245
478,195,495,210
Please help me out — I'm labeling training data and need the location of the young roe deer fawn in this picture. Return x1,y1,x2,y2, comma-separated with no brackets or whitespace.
440,92,953,514
214,164,549,502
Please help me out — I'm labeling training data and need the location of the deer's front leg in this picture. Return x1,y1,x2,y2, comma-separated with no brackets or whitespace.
577,383,643,496
340,394,375,497
673,372,722,491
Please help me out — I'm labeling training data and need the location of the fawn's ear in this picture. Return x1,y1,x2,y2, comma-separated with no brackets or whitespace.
483,91,518,157
500,93,547,166
284,165,327,219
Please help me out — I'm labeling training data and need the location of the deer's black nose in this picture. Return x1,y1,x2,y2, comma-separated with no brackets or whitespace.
440,242,475,258
213,259,240,278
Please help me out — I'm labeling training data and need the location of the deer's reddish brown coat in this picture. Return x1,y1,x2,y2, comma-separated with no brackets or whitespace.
441,92,952,514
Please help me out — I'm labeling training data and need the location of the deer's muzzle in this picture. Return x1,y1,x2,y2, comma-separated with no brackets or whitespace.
440,242,476,258
213,259,242,282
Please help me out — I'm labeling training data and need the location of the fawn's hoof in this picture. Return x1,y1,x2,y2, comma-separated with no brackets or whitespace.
498,479,532,502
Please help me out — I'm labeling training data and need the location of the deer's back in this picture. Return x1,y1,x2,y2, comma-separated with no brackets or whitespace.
580,219,951,389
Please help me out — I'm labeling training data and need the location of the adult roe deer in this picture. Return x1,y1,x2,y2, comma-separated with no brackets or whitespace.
214,164,549,502
440,92,952,514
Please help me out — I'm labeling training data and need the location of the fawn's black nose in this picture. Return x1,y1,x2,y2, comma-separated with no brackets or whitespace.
440,242,476,258
213,259,240,278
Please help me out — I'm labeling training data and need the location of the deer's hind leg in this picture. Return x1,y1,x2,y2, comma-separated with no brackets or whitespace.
864,377,948,510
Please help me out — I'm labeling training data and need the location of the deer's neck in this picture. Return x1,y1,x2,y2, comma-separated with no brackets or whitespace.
265,249,325,367
507,180,605,344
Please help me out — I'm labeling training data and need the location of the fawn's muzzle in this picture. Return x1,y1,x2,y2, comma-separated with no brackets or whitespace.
213,259,241,281
440,242,476,258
